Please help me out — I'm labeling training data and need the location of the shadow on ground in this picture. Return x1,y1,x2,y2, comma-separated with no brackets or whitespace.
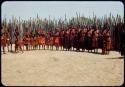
105,56,124,59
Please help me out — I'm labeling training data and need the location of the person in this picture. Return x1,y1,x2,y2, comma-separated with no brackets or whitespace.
29,31,33,50
55,31,60,50
76,29,81,51
45,32,50,50
49,34,54,50
41,33,46,50
120,28,125,57
63,29,67,50
102,29,107,54
66,29,71,51
14,28,19,39
98,31,103,51
38,34,42,50
86,28,92,52
14,28,20,52
17,37,24,53
15,37,19,52
24,34,30,51
59,30,64,50
73,29,78,51
62,30,65,50
92,28,99,53
1,32,7,54
70,29,75,51
30,34,35,50
23,30,28,50
105,29,112,54
80,28,86,52
34,34,38,50
6,32,11,52
36,34,39,50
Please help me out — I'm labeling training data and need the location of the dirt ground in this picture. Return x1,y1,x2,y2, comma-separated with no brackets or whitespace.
1,45,124,86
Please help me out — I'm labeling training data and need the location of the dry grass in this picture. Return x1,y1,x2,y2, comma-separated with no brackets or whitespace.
1,45,124,86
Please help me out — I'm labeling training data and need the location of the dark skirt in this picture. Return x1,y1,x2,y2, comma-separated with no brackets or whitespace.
81,40,85,49
73,36,77,48
60,37,64,46
98,36,103,48
86,37,92,50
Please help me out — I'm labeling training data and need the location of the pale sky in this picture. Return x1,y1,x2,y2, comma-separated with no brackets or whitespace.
1,1,124,21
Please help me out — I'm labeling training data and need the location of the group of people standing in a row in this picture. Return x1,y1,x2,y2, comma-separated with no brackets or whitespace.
1,25,112,55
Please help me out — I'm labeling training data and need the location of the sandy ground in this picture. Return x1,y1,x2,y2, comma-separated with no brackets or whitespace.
1,45,124,86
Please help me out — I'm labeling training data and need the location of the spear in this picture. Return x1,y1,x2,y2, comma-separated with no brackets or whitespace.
78,13,81,26
115,14,118,25
32,19,35,34
18,16,21,37
20,17,23,38
37,13,39,30
9,17,12,52
53,18,55,33
10,15,14,51
3,14,7,29
94,13,97,27
2,18,4,29
76,12,79,27
48,15,50,31
44,18,48,32
118,14,121,24
122,16,124,24
92,12,94,25
3,15,7,34
64,13,67,29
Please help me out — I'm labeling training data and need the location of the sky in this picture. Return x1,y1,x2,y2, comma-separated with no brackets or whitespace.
1,1,124,21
